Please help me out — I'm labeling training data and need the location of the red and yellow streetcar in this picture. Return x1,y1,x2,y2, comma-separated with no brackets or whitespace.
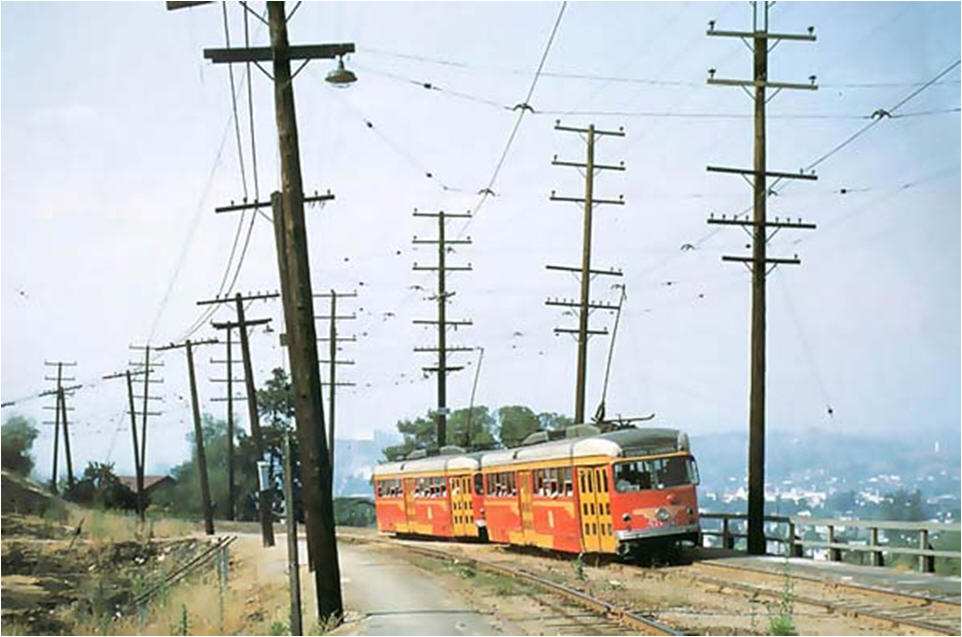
372,424,701,558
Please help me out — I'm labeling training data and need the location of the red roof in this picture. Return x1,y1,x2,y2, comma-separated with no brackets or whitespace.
117,475,173,491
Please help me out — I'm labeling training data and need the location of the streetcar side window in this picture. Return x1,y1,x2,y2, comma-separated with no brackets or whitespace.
474,473,484,495
563,468,573,496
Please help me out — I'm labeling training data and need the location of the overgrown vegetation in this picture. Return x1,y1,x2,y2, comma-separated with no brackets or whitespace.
1,414,39,476
766,559,796,636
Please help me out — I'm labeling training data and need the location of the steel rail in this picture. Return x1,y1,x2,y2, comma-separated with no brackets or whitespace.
340,532,684,636
685,565,960,636
690,559,961,609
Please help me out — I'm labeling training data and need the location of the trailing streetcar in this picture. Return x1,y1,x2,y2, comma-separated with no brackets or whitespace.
372,423,700,558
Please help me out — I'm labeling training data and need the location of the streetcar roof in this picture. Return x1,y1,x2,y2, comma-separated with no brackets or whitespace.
480,427,687,468
373,451,481,476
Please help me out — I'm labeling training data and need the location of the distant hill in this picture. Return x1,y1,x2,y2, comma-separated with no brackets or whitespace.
691,429,961,495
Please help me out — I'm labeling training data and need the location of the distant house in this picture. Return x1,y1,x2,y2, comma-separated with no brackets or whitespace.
117,475,175,496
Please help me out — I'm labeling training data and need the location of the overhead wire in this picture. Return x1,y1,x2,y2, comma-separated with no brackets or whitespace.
459,1,568,231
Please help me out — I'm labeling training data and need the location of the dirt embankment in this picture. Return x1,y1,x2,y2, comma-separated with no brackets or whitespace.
0,472,206,635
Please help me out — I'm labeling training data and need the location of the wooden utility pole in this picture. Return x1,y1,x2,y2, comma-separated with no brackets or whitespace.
203,292,277,547
158,338,219,535
103,369,148,520
129,345,163,505
315,290,357,466
43,361,77,492
547,122,625,424
412,209,474,448
706,1,817,555
174,0,354,619
209,329,247,521
283,430,303,636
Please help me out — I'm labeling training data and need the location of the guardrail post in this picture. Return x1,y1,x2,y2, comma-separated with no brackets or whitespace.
827,525,841,562
869,526,883,567
919,529,935,573
722,516,733,550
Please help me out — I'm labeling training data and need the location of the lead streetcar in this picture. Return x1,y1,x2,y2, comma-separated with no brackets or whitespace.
373,424,701,558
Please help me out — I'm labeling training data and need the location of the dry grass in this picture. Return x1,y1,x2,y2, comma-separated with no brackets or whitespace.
64,507,197,544
66,536,298,636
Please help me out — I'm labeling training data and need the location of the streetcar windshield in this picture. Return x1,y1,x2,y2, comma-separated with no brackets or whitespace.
613,456,698,492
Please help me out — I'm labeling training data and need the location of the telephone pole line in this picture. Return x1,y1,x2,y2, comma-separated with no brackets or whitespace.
412,209,474,448
102,367,158,521
129,344,164,507
42,361,78,492
208,327,242,520
169,0,354,620
315,290,357,466
706,1,818,555
547,121,625,424
201,291,277,546
157,338,219,535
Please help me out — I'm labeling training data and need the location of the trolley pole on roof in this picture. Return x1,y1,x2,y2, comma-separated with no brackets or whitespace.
412,209,474,448
705,1,818,555
547,122,625,425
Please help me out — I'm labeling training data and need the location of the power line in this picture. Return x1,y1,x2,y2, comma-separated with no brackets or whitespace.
462,1,567,227
362,46,962,90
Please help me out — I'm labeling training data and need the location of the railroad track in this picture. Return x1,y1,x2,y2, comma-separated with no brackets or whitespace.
343,530,960,635
339,532,684,636
684,560,961,636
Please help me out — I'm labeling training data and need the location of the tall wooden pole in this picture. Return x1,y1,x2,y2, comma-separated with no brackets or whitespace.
574,125,596,425
267,1,342,620
139,346,151,500
283,431,303,636
328,291,336,466
747,5,769,557
186,339,215,536
58,388,75,489
436,213,448,447
50,363,62,493
125,370,145,521
705,2,818,554
237,293,275,547
226,326,236,521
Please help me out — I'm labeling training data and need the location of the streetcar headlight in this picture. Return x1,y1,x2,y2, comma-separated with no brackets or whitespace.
656,507,671,522
621,513,631,522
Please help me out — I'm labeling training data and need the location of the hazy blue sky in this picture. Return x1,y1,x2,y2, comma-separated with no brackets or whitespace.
2,2,959,476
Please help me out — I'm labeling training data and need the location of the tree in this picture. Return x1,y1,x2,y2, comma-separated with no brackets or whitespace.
65,461,137,510
382,411,438,461
497,405,540,448
1,415,38,476
882,488,927,522
448,406,498,451
538,411,573,431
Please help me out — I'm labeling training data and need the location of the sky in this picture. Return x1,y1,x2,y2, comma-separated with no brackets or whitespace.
1,1,959,478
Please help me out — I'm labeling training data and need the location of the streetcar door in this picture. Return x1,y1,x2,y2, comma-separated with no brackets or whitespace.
593,466,616,553
451,475,475,537
577,467,601,552
518,470,535,545
403,477,417,533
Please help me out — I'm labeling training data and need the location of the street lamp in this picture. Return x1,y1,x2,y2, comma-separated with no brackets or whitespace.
325,55,357,87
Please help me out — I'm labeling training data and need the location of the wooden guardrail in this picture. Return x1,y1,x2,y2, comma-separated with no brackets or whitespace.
699,512,961,573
